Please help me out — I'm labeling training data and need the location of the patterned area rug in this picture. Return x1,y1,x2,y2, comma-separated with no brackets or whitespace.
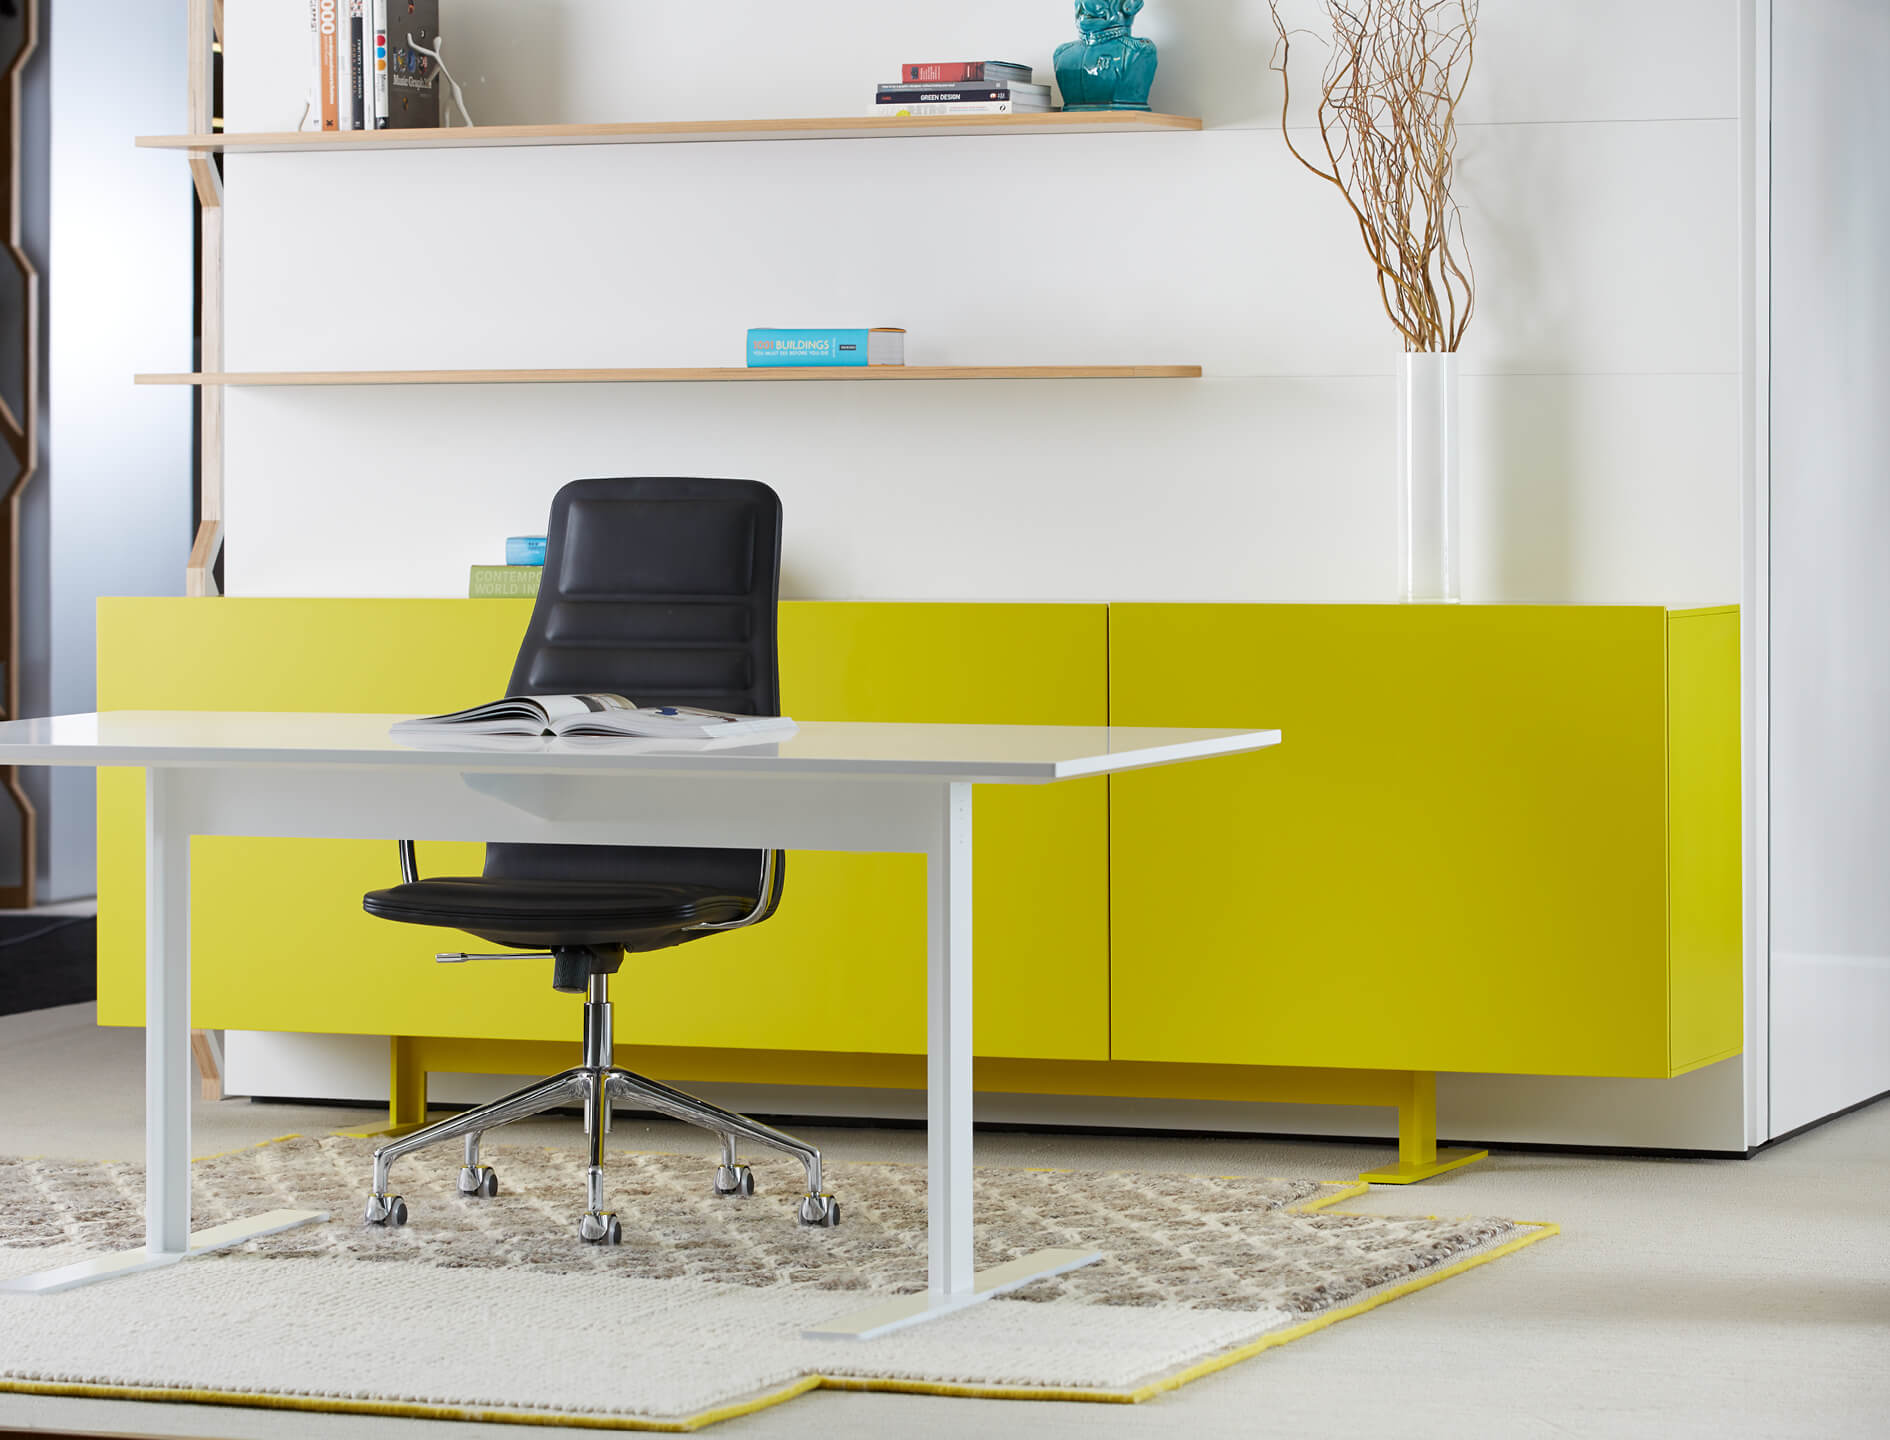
0,1136,1554,1430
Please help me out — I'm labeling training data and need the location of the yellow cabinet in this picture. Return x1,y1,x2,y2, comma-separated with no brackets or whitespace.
96,598,1739,1096
96,599,1110,1062
1107,605,1740,1079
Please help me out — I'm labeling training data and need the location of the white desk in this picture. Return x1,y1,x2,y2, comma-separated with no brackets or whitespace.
0,712,1280,1336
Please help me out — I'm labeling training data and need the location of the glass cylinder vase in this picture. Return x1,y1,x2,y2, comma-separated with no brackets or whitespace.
1397,351,1461,604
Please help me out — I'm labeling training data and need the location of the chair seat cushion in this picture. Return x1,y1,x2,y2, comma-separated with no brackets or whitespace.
362,876,755,950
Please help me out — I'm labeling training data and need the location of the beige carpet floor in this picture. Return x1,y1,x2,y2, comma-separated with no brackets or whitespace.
0,1136,1551,1428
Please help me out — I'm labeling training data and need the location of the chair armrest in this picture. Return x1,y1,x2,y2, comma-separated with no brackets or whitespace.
397,840,418,884
687,850,783,933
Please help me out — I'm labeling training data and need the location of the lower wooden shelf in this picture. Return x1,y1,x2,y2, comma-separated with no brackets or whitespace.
135,365,1203,387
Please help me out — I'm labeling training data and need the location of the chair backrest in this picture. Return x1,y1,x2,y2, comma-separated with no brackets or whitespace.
484,476,785,906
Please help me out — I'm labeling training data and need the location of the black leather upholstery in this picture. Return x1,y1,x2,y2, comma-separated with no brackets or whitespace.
363,476,787,955
362,877,758,950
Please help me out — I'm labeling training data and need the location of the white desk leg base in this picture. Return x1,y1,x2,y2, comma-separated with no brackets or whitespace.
804,1247,1103,1341
0,1209,329,1296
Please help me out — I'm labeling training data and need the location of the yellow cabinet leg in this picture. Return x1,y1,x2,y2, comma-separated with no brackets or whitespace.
334,1036,431,1139
1358,1071,1487,1184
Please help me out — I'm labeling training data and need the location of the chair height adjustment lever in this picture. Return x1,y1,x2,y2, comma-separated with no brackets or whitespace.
435,951,556,964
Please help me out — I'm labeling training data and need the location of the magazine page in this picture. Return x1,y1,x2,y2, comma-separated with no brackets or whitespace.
389,696,552,735
530,694,638,728
552,705,798,740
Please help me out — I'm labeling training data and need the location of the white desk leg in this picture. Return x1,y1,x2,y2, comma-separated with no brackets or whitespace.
805,782,1099,1340
147,765,193,1256
0,769,327,1296
929,779,975,1297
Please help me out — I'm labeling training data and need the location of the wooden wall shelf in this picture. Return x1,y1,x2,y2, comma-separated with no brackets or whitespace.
137,366,1204,387
139,112,1204,155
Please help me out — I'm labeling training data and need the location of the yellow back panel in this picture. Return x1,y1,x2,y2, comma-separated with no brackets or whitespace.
96,599,1110,1061
1108,604,1676,1077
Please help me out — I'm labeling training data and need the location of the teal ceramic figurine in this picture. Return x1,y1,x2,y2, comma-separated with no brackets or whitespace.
1055,0,1159,111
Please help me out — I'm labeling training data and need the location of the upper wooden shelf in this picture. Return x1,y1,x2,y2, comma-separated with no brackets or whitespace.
136,366,1203,387
138,112,1204,155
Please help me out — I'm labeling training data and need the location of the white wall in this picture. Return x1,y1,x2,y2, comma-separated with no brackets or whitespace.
1765,0,1890,1136
218,0,1743,608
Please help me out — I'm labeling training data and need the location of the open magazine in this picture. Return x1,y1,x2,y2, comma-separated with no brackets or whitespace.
390,694,797,742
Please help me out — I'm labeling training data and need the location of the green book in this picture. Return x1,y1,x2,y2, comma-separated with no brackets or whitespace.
468,565,542,599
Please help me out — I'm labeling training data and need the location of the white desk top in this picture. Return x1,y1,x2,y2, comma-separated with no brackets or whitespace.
0,712,1280,784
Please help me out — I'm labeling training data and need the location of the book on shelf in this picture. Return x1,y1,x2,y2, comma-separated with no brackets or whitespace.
314,0,339,130
878,101,1049,116
469,565,542,599
506,536,548,567
876,83,1051,103
385,0,442,129
371,1,390,127
902,61,1035,85
346,1,365,130
748,328,906,368
875,82,1052,116
391,695,798,742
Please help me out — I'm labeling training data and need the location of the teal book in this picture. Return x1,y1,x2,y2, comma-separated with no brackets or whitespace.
747,328,905,368
469,565,542,599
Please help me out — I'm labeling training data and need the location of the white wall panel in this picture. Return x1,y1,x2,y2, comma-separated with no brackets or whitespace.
223,118,1738,381
228,1,1739,134
227,370,1736,606
226,376,1397,602
1461,374,1740,606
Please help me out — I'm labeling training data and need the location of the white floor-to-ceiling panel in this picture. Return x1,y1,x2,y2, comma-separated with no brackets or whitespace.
1765,0,1890,1136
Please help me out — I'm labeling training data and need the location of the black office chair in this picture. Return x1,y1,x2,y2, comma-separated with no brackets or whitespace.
359,476,837,1245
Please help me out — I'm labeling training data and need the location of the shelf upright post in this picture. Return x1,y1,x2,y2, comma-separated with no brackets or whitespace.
182,0,226,1095
185,0,223,596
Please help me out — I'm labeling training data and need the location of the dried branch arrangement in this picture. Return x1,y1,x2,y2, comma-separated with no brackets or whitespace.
1268,0,1478,353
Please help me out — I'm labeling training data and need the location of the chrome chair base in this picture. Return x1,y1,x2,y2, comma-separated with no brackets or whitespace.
362,972,835,1241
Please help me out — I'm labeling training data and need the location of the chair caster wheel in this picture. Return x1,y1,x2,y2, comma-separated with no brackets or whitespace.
364,1193,408,1227
579,1211,622,1246
713,1164,756,1198
798,1194,840,1228
458,1165,499,1198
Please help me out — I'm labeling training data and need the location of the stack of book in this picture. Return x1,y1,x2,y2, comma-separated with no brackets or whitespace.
469,536,546,599
309,0,439,131
875,60,1050,117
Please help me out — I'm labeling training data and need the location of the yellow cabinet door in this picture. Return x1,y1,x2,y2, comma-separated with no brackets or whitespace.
1108,604,1681,1078
97,599,1109,1062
